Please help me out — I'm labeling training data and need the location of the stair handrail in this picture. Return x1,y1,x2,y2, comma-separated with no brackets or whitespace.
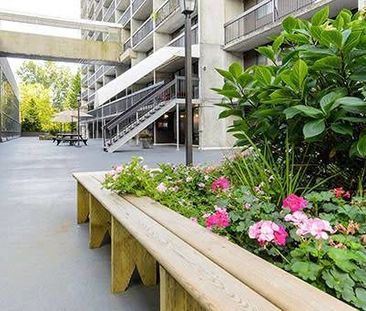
104,78,177,132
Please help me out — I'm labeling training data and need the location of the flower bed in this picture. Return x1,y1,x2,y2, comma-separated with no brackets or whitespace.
104,156,366,310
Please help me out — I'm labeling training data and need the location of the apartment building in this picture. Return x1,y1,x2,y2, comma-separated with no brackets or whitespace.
80,0,358,152
0,58,20,142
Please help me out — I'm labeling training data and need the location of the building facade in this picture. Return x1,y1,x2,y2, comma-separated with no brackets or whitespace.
0,58,20,142
80,0,358,152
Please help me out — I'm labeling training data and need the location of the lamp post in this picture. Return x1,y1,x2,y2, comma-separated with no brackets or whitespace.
179,0,196,166
76,95,81,147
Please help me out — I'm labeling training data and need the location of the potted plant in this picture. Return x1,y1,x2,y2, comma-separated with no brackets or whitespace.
139,129,153,149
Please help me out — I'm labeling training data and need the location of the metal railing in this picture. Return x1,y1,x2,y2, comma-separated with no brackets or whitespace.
81,90,88,99
95,66,105,81
124,38,132,50
89,83,164,120
224,0,316,45
155,0,180,27
95,0,103,17
104,77,199,146
132,0,146,14
119,6,131,26
132,17,153,47
169,25,198,47
104,1,116,22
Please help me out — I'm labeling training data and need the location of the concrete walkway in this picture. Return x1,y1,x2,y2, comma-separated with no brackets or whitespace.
0,138,225,311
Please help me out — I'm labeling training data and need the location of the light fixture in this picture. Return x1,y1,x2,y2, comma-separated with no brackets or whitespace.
179,0,196,15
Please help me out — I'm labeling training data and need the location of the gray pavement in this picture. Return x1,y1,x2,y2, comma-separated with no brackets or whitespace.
0,137,225,311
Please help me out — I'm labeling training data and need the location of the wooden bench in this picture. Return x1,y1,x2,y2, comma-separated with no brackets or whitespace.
74,172,355,311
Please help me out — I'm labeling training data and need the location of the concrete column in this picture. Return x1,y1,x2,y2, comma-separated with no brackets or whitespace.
359,0,366,9
198,0,242,150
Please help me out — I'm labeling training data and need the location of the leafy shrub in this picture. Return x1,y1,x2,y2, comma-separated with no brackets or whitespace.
213,7,366,190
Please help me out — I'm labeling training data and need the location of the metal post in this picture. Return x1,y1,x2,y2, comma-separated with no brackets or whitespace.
176,103,180,150
76,96,81,147
184,12,193,166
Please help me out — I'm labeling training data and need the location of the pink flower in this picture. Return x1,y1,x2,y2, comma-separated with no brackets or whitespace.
204,207,230,229
284,211,308,226
249,220,288,247
297,218,334,240
211,176,230,192
283,194,308,212
156,183,167,193
274,225,288,246
190,217,198,223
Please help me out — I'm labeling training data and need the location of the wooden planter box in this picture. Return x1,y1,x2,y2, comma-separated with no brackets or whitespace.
73,171,356,311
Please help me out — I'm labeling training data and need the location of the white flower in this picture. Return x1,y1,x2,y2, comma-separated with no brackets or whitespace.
198,182,205,188
156,183,167,193
204,175,209,181
186,176,193,182
170,186,179,192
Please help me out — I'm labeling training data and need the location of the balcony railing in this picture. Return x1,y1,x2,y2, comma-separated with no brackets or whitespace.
132,0,146,14
132,17,153,47
224,0,316,45
104,1,116,22
124,38,132,50
95,66,105,81
169,25,198,47
155,0,179,27
95,0,103,17
81,90,88,100
119,6,131,26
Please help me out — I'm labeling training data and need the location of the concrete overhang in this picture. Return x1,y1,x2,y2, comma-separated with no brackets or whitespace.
223,0,358,53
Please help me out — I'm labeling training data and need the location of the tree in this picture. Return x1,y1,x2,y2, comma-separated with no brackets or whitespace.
64,71,81,110
17,61,73,110
20,83,55,132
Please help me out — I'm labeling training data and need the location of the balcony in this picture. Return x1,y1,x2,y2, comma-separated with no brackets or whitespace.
132,0,152,20
224,0,358,52
81,89,88,100
95,0,103,18
169,25,198,48
155,0,184,33
119,6,131,27
104,1,116,22
95,66,105,81
132,17,153,51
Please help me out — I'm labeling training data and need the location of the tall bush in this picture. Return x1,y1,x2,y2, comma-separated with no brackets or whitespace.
214,7,366,190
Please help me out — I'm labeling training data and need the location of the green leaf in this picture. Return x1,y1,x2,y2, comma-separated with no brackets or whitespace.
237,73,253,88
357,134,366,158
339,116,366,123
321,30,343,49
215,68,235,82
322,268,355,302
287,105,323,118
229,63,243,79
254,66,272,86
272,35,284,53
291,261,322,281
336,96,366,107
257,46,275,63
312,56,340,71
320,91,345,113
282,16,298,33
353,288,366,309
311,6,329,26
328,248,359,272
310,26,323,41
292,59,308,90
331,123,353,136
303,119,326,139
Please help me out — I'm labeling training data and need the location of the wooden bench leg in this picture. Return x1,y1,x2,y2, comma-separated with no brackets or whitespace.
111,217,157,293
160,266,205,311
89,195,110,249
77,183,89,224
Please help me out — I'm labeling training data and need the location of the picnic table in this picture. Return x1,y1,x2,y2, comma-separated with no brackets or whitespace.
53,133,88,146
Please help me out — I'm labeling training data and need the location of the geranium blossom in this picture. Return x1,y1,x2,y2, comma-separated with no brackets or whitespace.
204,207,230,229
333,187,351,199
156,183,167,193
284,211,308,226
249,221,288,246
283,194,308,212
211,176,230,192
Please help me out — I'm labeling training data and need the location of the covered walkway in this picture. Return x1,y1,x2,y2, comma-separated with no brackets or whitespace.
0,138,223,310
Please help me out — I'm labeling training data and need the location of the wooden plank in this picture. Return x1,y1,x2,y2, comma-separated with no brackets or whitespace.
111,216,157,293
77,182,89,224
89,194,110,249
89,173,355,311
160,266,205,311
74,173,279,311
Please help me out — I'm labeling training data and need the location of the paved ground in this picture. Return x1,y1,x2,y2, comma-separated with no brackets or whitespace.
0,138,225,311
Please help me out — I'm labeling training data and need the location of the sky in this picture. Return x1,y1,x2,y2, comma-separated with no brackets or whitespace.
0,0,81,81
